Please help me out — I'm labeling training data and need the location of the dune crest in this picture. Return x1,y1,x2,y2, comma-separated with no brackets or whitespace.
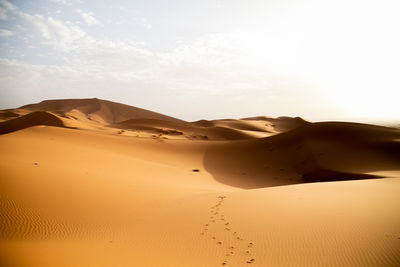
19,98,185,124
0,111,64,135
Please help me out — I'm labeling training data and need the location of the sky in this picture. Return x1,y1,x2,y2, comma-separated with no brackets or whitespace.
0,0,399,122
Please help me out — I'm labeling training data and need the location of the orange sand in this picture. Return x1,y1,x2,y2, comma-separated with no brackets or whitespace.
1,98,399,267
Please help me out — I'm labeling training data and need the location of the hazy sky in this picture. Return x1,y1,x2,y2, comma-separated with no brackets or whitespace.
0,0,399,121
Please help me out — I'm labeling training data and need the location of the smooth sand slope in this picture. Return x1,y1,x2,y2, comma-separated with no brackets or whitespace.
1,98,400,267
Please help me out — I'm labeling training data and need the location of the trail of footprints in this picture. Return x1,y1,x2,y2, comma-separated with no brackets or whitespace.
200,196,256,265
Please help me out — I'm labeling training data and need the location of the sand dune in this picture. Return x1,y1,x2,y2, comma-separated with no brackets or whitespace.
204,121,400,188
0,111,65,135
20,98,184,124
1,98,399,267
106,108,311,140
241,116,310,133
0,110,20,121
112,118,255,140
1,98,304,139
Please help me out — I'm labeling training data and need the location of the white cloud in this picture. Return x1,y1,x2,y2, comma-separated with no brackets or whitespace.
50,0,82,6
76,9,101,26
0,0,399,121
18,12,86,51
51,0,67,4
0,0,85,51
0,29,12,36
0,0,86,51
0,0,16,20
136,17,151,29
0,7,8,19
0,0,16,11
0,32,336,120
0,2,327,119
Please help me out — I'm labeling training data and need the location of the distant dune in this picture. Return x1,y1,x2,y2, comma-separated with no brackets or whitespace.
0,111,64,134
1,98,399,267
20,98,184,124
111,118,258,140
1,98,308,139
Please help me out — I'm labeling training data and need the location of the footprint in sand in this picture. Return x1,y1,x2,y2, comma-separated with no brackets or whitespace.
201,196,257,266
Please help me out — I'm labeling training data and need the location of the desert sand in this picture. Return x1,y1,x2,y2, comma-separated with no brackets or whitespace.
1,98,399,267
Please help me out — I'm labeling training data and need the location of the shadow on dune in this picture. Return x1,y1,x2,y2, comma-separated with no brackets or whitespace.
203,122,400,189
300,168,383,183
0,111,65,135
